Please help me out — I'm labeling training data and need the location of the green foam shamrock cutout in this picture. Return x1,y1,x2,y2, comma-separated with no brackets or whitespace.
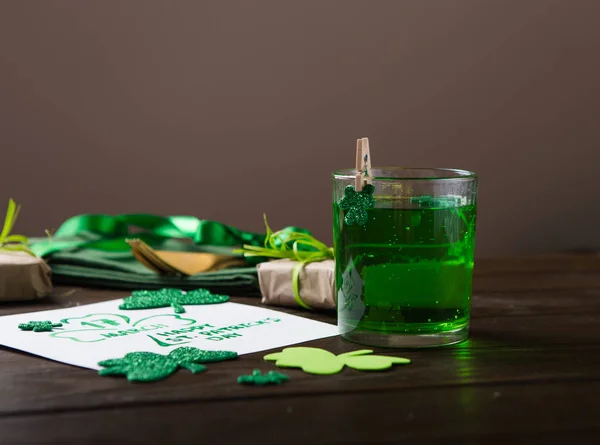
119,288,229,314
98,347,238,382
237,369,290,386
18,321,63,332
338,184,375,226
264,347,410,375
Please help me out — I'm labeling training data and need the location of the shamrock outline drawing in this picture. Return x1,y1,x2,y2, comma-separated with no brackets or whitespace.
49,313,196,343
338,256,364,312
338,184,375,226
264,347,410,375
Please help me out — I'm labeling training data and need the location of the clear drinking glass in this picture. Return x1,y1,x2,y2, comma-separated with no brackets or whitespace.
333,167,478,347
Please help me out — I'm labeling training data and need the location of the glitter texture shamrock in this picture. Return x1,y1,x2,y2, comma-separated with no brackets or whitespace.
18,321,63,332
119,288,230,314
237,369,290,386
338,184,375,226
98,346,238,382
264,347,410,375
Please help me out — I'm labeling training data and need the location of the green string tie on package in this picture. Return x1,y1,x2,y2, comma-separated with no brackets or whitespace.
236,215,334,310
0,199,34,256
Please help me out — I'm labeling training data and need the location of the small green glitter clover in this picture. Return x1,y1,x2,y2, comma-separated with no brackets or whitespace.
98,347,238,382
237,369,290,386
18,321,63,332
119,288,230,314
338,184,375,226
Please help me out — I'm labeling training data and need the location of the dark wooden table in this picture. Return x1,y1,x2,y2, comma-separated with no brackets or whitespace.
1,253,600,444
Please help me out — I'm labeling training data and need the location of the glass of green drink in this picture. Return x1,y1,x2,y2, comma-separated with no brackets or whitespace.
333,168,478,347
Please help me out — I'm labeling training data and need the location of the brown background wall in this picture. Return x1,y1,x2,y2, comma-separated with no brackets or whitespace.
1,0,599,257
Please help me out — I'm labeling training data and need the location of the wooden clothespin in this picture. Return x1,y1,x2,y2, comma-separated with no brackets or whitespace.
355,137,372,191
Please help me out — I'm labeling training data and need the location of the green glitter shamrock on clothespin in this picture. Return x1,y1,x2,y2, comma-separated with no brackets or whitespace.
18,321,63,332
264,347,410,375
98,347,238,382
119,288,229,314
339,184,375,226
338,137,376,227
237,369,290,386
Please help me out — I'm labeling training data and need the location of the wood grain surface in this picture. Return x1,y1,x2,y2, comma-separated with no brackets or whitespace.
1,253,600,444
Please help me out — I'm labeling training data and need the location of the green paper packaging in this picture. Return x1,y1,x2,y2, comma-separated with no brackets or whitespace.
257,259,335,310
0,252,52,302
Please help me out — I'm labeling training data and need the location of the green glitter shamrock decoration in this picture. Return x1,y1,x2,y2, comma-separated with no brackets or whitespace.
98,346,238,382
237,369,290,386
119,288,229,314
18,321,63,332
264,347,410,375
338,184,375,226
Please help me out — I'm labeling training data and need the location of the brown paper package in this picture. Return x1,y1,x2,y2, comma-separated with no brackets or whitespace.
257,259,335,310
0,252,52,302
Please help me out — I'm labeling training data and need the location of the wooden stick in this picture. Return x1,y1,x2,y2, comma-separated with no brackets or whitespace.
354,137,372,191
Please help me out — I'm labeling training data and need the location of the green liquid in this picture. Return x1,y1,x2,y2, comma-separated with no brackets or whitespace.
334,197,477,337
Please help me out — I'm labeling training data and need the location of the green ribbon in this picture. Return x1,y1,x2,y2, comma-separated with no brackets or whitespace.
236,215,334,310
30,213,308,260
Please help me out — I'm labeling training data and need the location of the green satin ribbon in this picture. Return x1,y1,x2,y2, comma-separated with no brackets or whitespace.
30,213,308,259
237,215,334,310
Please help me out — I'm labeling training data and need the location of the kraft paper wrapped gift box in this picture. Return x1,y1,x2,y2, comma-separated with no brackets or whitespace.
257,259,335,310
0,252,52,302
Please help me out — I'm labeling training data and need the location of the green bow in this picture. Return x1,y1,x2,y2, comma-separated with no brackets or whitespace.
236,215,334,310
0,199,35,256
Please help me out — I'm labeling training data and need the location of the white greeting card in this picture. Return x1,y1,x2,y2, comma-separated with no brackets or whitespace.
0,299,338,370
